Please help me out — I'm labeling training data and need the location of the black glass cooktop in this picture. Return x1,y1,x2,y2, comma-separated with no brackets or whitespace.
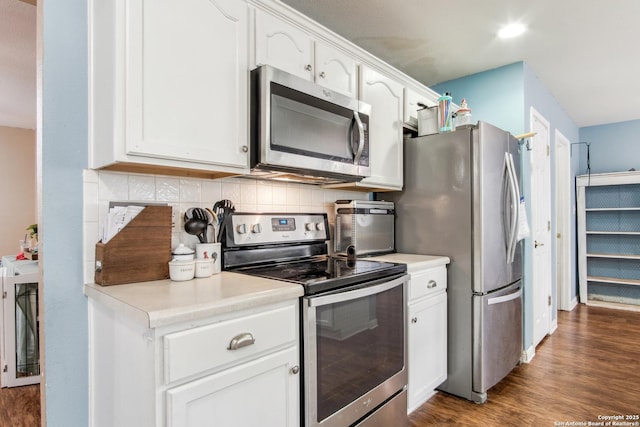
233,256,407,295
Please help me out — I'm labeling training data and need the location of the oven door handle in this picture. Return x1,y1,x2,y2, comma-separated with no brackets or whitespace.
306,274,408,307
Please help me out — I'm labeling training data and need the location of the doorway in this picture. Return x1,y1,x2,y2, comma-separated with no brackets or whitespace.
530,107,553,348
554,130,575,311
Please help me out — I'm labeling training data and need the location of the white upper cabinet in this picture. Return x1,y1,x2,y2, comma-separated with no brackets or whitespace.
253,9,358,98
314,41,358,98
404,87,437,130
90,0,250,175
359,66,404,191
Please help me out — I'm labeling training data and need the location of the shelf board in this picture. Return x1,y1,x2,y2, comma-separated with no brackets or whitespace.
587,253,640,260
586,231,640,235
586,207,640,211
587,276,640,286
586,299,640,312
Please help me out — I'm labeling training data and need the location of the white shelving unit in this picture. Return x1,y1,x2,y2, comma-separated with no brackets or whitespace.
577,171,640,311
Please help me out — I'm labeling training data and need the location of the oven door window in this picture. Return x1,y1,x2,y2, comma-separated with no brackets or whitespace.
311,283,404,423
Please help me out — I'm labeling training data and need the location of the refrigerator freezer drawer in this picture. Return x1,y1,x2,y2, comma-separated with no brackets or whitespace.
472,281,522,401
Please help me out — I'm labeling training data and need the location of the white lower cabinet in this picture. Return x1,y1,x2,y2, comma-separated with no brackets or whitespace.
406,266,448,414
166,347,298,426
88,299,300,427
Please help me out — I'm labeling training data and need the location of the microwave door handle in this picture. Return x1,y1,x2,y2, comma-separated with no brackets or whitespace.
353,111,365,164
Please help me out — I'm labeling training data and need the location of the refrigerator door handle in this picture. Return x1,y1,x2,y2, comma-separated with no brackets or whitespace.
487,289,522,305
507,152,521,263
503,153,518,263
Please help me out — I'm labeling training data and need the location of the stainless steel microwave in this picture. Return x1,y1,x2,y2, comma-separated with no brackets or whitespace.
250,65,371,183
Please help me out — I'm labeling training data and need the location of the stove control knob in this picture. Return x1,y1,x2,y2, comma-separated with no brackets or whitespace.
236,224,247,234
315,222,325,231
251,224,262,234
305,223,315,231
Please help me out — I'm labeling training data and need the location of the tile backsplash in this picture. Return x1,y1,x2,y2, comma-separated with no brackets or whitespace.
82,170,369,283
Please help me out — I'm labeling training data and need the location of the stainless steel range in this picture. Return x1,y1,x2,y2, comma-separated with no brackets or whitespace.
222,212,409,427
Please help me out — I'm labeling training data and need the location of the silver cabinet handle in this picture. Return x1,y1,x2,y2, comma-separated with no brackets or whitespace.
411,317,418,324
319,71,326,78
427,280,437,289
290,365,300,375
535,240,544,248
227,332,255,350
305,64,312,71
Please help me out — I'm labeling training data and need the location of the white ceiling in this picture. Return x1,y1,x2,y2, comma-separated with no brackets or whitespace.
280,0,640,128
1,0,639,130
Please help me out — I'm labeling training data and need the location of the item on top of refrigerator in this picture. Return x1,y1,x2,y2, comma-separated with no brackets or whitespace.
437,92,453,133
455,98,473,128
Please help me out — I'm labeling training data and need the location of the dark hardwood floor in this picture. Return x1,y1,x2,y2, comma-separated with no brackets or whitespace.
0,304,637,426
0,382,39,426
409,304,640,426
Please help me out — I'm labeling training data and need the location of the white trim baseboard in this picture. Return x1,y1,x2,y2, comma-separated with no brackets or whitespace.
521,345,535,364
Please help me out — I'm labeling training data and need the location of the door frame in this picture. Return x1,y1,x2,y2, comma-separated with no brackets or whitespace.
554,130,575,311
529,107,554,347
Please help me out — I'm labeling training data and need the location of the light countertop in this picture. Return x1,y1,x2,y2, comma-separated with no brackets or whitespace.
84,272,303,329
366,253,450,273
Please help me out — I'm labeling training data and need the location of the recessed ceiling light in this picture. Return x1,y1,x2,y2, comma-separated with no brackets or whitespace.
498,23,526,39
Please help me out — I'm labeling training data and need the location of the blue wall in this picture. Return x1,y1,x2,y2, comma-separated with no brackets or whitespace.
42,1,88,425
579,119,640,174
432,62,580,354
432,62,525,135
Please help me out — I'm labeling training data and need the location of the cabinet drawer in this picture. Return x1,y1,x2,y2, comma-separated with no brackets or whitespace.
163,304,296,384
409,267,447,301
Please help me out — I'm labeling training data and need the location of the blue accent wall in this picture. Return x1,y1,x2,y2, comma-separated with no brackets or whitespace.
42,1,88,425
432,62,580,354
579,119,640,174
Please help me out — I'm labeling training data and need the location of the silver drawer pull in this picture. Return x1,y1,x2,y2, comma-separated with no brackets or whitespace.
227,332,255,350
427,280,437,289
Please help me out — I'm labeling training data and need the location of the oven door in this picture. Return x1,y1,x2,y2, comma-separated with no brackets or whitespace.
303,274,408,427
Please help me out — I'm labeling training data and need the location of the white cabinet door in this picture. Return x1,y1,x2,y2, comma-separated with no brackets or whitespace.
359,66,404,190
166,347,299,427
254,9,314,80
123,0,249,168
403,87,436,129
407,291,447,413
315,42,358,98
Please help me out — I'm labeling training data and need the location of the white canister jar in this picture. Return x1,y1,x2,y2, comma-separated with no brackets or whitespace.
168,259,195,281
194,258,215,278
172,243,195,261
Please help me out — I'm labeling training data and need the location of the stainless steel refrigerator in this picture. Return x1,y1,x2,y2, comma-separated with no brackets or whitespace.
383,121,523,403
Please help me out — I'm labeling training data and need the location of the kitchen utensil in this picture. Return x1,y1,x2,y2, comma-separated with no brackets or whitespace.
184,218,208,243
213,199,236,242
205,208,219,243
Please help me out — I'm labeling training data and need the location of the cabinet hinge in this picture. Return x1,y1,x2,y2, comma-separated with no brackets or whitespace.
2,291,6,299
547,145,550,156
548,295,552,306
3,365,7,373
548,221,551,231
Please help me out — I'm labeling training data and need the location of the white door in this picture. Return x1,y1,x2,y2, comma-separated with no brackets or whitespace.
314,41,358,98
359,66,404,190
125,0,249,168
254,9,314,80
555,130,573,311
166,347,299,427
2,272,40,387
530,108,553,347
407,291,447,413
